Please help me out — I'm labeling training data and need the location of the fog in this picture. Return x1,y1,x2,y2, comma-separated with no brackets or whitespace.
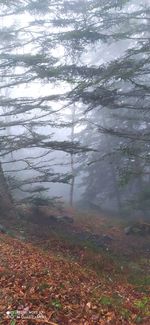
0,3,150,324
0,0,149,216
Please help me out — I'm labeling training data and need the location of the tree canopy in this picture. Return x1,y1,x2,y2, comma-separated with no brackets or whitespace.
0,0,149,213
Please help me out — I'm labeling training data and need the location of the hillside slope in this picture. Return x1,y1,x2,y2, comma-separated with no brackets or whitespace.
0,228,149,325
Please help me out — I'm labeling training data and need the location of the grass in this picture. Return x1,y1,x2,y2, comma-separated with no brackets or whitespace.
128,275,150,286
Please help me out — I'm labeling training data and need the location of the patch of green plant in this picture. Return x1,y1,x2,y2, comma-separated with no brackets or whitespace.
135,315,143,324
98,293,125,311
60,283,65,289
10,321,16,325
128,275,150,287
128,262,142,272
6,230,16,237
99,295,113,306
134,296,149,312
51,299,62,310
137,288,150,294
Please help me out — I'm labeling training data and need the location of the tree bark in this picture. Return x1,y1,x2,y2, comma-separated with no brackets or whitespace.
0,162,16,219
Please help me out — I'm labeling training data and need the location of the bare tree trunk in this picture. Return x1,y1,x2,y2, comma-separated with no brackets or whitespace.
102,117,122,213
70,159,75,207
70,104,76,207
109,159,122,212
0,162,15,219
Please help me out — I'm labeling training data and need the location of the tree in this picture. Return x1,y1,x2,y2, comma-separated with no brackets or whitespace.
0,162,16,219
0,0,149,216
0,0,92,207
68,0,150,215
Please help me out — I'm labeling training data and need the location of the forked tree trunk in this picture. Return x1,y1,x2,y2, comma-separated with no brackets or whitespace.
0,162,15,219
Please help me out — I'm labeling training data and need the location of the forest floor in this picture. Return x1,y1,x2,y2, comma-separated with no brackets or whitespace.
0,207,149,324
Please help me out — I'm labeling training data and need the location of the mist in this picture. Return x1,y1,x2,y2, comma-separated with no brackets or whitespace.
1,0,149,217
0,1,149,324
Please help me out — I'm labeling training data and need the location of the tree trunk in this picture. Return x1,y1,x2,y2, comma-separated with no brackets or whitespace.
102,117,122,213
70,104,76,207
0,162,16,219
